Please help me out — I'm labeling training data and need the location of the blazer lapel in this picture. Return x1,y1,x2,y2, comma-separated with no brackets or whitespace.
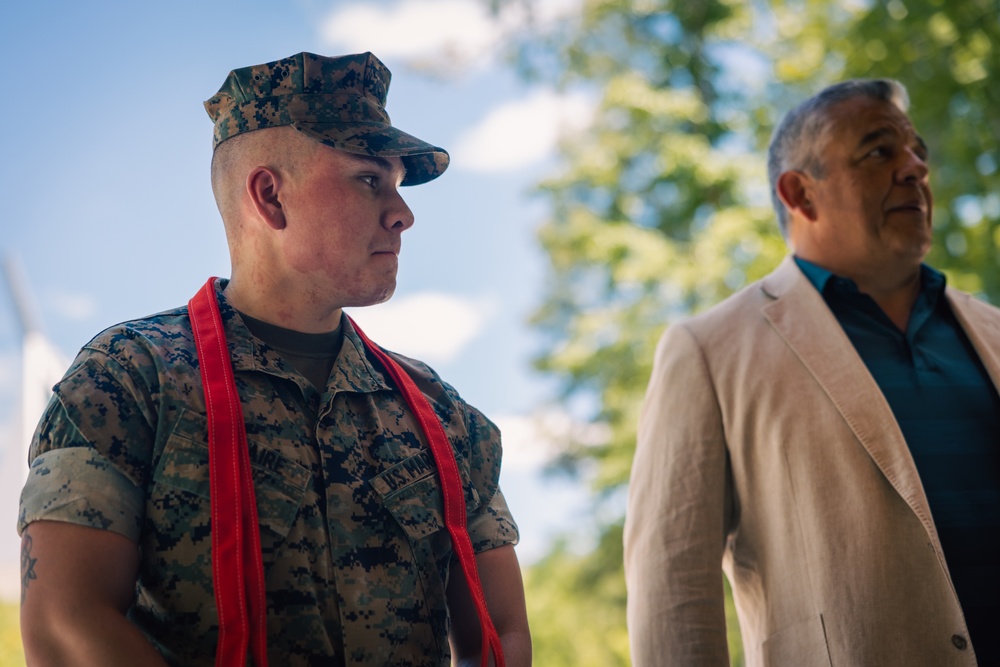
759,257,938,538
947,288,1000,389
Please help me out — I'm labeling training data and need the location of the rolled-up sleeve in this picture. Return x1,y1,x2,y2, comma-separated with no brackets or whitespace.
18,352,152,543
19,445,144,542
467,486,518,553
465,407,519,553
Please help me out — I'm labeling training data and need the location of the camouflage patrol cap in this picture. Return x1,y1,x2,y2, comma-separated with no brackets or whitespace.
204,52,449,186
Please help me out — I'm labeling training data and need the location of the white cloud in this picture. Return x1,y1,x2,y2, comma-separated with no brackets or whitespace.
346,291,495,363
452,90,594,172
46,289,98,321
322,1,497,63
492,409,610,472
320,0,581,69
492,413,551,471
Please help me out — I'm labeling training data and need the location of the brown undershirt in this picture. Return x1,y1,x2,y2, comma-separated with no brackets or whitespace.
238,311,344,391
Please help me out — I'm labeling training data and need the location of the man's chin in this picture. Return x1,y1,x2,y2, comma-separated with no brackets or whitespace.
886,231,932,261
349,286,396,309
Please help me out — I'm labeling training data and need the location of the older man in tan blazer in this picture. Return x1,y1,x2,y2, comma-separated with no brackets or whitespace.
625,79,1000,666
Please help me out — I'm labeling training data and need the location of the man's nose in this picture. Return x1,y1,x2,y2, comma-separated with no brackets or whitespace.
385,189,415,231
897,146,929,184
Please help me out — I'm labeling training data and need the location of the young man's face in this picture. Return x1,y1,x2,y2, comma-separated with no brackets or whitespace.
802,96,933,279
278,141,413,309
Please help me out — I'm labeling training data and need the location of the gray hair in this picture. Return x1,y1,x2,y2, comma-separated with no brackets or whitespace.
767,79,910,237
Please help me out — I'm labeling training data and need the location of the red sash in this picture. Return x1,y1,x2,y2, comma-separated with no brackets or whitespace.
189,277,505,667
189,279,269,667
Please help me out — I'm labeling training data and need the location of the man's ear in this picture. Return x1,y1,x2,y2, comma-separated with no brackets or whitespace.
246,166,286,230
776,170,817,222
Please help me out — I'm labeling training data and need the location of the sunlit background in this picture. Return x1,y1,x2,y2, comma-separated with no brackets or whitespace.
3,0,999,665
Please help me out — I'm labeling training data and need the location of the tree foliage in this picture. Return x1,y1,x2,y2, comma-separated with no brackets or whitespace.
493,0,1000,664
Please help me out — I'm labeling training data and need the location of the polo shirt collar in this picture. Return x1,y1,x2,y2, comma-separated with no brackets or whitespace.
793,256,946,298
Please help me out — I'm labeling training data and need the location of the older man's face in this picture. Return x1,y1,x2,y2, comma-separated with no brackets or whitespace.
804,96,933,278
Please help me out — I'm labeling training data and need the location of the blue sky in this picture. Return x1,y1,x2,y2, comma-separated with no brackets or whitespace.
0,0,597,595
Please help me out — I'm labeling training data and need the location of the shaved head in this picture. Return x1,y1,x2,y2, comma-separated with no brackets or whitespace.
210,126,318,229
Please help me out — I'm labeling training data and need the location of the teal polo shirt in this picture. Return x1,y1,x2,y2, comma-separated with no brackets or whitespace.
795,257,1000,663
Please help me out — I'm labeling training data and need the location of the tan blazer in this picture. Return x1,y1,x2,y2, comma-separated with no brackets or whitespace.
625,256,1000,667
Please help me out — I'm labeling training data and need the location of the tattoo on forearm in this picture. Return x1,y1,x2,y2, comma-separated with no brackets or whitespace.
21,536,37,604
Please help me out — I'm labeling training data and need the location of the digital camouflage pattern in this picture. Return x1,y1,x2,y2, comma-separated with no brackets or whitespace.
204,51,450,186
19,280,518,667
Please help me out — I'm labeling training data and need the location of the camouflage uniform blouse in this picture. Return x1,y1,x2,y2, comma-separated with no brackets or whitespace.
18,281,519,666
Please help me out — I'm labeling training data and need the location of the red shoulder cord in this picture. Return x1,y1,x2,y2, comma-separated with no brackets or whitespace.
190,278,269,667
348,315,506,667
189,278,505,667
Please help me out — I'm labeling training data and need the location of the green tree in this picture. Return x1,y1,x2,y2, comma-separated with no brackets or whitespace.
492,1,1000,664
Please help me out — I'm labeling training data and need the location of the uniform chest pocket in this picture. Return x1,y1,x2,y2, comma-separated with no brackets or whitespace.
371,450,481,541
151,410,310,557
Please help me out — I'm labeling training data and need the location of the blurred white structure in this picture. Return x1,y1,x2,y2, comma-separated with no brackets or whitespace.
1,254,71,600
3,255,68,485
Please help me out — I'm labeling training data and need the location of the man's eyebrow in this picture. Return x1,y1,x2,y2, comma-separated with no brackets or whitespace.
855,126,928,157
343,153,408,182
856,127,894,150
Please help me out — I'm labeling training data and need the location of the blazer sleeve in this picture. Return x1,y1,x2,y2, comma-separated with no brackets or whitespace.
624,322,733,666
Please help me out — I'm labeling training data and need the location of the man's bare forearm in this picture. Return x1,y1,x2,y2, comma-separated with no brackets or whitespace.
20,522,169,667
454,629,532,667
448,545,531,666
22,607,170,667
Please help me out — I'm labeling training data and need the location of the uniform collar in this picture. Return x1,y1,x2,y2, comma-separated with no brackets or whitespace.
212,279,392,394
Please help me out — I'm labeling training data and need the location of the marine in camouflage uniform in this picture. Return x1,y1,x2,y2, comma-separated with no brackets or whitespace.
18,52,527,667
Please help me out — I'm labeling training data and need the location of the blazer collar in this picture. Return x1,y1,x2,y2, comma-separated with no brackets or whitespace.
946,288,1000,389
